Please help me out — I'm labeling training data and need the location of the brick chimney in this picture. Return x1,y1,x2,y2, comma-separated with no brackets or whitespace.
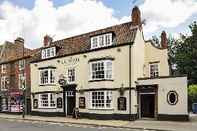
43,35,53,47
161,31,168,49
131,6,142,29
14,37,24,45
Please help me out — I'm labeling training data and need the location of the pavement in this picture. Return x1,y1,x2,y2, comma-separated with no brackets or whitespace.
0,113,197,131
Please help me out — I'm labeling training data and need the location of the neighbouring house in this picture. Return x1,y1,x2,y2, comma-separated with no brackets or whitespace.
0,37,34,114
30,6,188,121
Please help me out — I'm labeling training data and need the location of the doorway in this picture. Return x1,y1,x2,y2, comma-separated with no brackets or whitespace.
140,94,155,118
66,91,76,115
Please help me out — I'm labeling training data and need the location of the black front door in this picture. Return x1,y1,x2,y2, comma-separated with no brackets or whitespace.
67,96,75,115
141,94,155,118
65,90,76,116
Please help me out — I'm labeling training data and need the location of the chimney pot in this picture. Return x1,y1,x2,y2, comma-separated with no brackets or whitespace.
15,37,24,45
131,6,142,29
43,35,53,47
161,31,168,49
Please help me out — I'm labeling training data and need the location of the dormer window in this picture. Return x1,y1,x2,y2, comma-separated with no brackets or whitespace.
91,33,113,49
41,47,56,59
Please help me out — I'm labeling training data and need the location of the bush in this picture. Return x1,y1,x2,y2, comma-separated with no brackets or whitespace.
188,85,197,111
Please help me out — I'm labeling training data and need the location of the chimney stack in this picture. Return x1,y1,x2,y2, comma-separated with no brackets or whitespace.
161,31,168,49
43,35,53,47
131,6,142,29
14,37,24,45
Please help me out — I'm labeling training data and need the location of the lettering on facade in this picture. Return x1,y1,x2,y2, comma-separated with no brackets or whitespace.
79,97,85,109
57,97,63,108
61,57,80,66
118,97,126,110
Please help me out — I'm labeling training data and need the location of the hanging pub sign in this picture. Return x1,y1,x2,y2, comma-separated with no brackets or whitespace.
33,99,38,109
58,74,67,87
57,97,63,108
118,97,126,110
79,97,85,109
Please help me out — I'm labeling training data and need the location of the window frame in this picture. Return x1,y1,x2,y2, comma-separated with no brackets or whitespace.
38,93,56,108
149,63,159,78
39,68,55,85
41,47,56,59
167,91,178,105
1,76,8,90
89,60,113,81
18,73,26,90
1,64,7,74
90,91,113,109
90,33,113,49
67,68,76,84
18,59,25,70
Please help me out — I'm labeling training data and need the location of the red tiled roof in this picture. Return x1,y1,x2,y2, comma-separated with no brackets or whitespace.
32,21,138,63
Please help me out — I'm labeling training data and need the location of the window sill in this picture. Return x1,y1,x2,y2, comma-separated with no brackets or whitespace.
89,79,114,82
67,81,76,85
39,84,56,86
37,107,57,109
88,108,114,111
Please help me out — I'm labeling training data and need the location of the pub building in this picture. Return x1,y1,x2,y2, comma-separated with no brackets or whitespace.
30,7,188,121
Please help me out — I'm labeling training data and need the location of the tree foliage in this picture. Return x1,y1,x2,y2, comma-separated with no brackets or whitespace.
188,85,197,111
175,21,197,84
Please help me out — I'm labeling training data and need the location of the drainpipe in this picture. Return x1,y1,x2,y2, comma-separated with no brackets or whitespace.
129,42,133,121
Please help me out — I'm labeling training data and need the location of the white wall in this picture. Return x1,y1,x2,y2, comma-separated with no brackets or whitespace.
138,77,188,115
144,41,170,77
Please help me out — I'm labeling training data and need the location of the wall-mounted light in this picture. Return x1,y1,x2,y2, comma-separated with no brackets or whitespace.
135,81,139,85
117,48,121,52
119,83,125,96
83,55,87,58
121,83,124,88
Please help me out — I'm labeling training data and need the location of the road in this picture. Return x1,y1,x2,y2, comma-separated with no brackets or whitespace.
0,118,155,131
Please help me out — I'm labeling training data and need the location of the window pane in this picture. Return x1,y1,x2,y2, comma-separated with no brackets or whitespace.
99,36,104,47
40,69,55,84
90,60,112,80
150,64,159,78
91,91,112,109
68,68,75,83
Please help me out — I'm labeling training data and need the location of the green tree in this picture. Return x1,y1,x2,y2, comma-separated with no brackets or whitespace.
175,21,197,84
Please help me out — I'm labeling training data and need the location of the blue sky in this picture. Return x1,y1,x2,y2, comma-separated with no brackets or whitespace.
0,0,197,48
3,0,136,17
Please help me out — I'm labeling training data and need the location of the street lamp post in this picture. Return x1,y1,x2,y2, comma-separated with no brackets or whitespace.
21,75,26,119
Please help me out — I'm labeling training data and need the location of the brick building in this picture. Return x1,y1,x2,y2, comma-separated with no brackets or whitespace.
0,37,34,113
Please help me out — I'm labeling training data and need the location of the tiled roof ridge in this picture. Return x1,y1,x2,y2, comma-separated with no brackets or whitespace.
52,21,133,45
30,21,138,63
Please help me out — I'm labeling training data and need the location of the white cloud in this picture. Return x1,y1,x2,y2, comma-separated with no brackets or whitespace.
0,0,129,48
0,0,196,48
140,0,197,35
